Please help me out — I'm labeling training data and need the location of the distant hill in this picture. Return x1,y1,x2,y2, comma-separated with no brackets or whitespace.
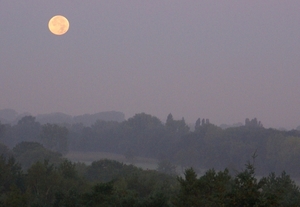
37,111,125,125
0,109,125,126
36,112,73,125
73,111,125,125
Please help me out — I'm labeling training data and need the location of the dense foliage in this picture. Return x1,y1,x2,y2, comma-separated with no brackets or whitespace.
1,113,300,177
0,151,300,206
175,162,300,206
0,153,178,207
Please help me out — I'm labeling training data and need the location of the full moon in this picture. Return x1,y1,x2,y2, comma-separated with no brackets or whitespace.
48,15,69,35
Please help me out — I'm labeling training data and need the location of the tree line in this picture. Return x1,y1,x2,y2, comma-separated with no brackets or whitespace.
1,146,300,206
1,113,300,176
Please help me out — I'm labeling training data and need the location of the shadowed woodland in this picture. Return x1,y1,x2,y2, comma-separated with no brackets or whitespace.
1,112,300,206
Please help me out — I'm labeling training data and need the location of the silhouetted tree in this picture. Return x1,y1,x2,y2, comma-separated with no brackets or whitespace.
40,123,69,154
194,118,201,131
245,118,263,128
13,116,41,145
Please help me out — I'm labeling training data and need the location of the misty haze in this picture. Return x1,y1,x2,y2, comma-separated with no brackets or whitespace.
1,1,300,206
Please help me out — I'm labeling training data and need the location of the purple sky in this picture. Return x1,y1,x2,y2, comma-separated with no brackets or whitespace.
0,1,300,129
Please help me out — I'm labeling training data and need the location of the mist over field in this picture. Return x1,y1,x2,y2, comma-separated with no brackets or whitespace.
1,1,300,205
1,109,300,177
1,111,300,206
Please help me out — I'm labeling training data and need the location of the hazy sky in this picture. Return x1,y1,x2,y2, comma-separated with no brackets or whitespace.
1,1,300,129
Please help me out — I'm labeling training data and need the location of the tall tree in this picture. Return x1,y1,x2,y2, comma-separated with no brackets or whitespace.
13,116,41,145
194,118,201,131
40,123,68,154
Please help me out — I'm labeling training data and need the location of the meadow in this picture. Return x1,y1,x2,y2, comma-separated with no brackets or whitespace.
65,151,159,170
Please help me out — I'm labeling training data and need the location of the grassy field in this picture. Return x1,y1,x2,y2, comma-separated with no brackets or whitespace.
65,151,159,170
65,151,201,175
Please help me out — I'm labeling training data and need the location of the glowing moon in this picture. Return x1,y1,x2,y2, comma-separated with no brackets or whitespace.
48,15,69,35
